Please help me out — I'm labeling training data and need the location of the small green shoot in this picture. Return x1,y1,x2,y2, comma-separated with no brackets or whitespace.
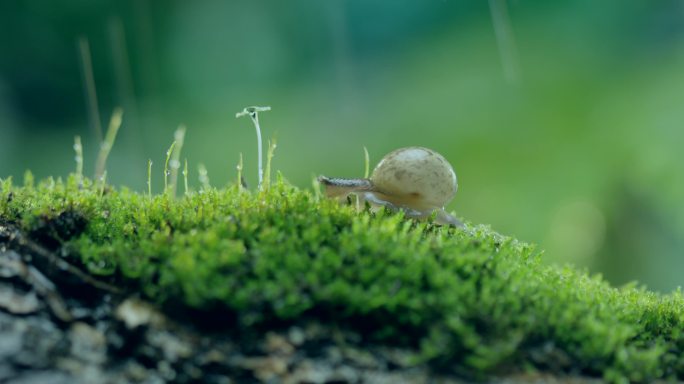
147,159,153,198
312,173,322,200
198,163,210,191
99,170,107,197
236,153,244,192
354,146,371,210
73,136,84,187
236,105,271,190
183,158,189,196
23,170,33,188
168,125,186,198
94,107,123,180
163,141,177,197
363,146,370,179
262,139,277,190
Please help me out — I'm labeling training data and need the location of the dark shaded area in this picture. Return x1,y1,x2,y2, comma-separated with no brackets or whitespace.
29,210,88,250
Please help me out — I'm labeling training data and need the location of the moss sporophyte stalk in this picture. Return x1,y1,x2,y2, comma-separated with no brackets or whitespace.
2,106,684,382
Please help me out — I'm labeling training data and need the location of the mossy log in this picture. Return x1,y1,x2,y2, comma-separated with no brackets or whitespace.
1,175,683,383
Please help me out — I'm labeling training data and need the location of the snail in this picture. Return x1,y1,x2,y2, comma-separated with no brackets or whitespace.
318,147,463,227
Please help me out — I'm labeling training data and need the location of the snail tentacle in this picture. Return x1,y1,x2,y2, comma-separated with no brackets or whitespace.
317,176,374,199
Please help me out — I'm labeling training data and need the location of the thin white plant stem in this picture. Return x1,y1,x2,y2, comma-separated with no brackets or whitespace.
236,106,271,190
147,159,152,198
253,114,263,187
94,108,123,180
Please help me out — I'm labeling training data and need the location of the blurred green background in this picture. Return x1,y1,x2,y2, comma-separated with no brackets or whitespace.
1,1,683,291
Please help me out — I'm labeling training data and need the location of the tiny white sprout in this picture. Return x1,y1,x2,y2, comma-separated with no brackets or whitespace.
318,147,463,227
236,106,271,189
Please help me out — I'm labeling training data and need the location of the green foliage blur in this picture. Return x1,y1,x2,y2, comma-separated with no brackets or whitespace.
1,1,683,291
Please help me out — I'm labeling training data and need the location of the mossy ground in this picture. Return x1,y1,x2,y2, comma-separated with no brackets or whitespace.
2,173,684,382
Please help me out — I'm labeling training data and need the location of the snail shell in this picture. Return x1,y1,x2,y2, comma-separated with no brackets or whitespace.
319,147,462,226
370,147,457,212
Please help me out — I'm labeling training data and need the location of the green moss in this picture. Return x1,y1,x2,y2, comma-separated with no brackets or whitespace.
2,174,684,381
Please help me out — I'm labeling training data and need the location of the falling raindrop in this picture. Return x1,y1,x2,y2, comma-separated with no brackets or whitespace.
489,0,522,85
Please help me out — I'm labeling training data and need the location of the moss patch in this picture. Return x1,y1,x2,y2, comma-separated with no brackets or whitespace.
2,174,684,382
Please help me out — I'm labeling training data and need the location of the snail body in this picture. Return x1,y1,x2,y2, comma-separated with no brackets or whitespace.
319,147,463,227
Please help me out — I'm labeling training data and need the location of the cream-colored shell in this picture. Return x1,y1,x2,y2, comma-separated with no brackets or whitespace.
370,147,457,211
